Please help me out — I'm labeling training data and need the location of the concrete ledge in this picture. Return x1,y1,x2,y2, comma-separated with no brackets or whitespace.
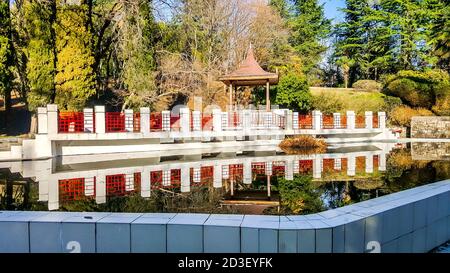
0,179,449,253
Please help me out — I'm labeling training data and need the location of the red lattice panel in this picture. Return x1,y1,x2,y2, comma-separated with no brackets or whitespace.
170,115,181,131
339,115,347,129
299,160,313,173
106,112,125,132
191,166,214,186
150,169,181,189
202,114,213,131
322,115,334,129
272,161,286,176
150,112,162,131
252,162,266,175
341,158,348,171
322,158,335,173
298,114,313,129
58,112,84,133
59,177,95,202
105,173,140,197
229,164,243,181
356,156,366,172
373,155,379,169
355,115,365,129
372,115,379,128
133,113,141,132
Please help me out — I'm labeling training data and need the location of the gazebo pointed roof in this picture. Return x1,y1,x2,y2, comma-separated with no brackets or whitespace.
219,46,279,86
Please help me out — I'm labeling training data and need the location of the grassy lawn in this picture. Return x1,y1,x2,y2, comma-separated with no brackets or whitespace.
310,87,387,115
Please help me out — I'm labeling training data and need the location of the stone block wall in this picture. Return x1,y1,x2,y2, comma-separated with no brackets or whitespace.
411,116,450,139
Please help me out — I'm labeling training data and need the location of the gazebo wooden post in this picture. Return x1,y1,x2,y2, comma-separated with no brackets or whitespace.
229,83,233,111
234,85,237,109
266,80,270,112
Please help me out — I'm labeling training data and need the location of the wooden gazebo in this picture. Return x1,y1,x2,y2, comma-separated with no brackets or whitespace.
219,45,279,112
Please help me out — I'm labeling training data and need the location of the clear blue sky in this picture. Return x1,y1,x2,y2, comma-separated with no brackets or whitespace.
321,0,346,23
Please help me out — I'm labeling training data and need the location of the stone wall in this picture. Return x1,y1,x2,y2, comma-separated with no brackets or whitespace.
411,142,450,161
411,116,450,139
1,179,449,253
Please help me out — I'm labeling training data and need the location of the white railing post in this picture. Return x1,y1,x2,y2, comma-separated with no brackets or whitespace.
94,106,105,133
141,166,151,197
83,108,94,133
285,110,293,130
180,108,191,133
96,172,106,204
379,153,387,171
124,109,133,132
47,104,58,135
213,163,223,188
346,111,355,130
285,159,294,180
312,110,322,130
181,166,190,193
140,107,150,134
347,155,356,176
162,110,170,131
265,162,272,176
378,112,386,129
293,112,299,130
243,160,252,184
365,155,374,173
192,110,201,131
313,157,322,179
37,107,48,134
365,111,373,129
212,109,222,132
333,113,341,129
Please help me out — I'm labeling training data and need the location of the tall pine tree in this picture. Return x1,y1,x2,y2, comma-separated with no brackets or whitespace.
54,0,96,111
0,0,13,119
289,0,331,75
24,0,57,112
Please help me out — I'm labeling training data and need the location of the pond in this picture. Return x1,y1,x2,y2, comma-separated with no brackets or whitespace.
0,142,449,215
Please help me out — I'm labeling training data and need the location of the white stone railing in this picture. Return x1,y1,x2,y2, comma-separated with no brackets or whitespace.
37,104,387,137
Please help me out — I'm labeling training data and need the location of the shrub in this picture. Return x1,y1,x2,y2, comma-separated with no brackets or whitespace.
352,80,382,92
311,92,346,114
389,105,433,127
382,95,403,114
279,135,327,154
275,73,312,113
383,70,450,111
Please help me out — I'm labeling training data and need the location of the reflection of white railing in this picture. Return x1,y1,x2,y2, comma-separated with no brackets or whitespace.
3,146,393,211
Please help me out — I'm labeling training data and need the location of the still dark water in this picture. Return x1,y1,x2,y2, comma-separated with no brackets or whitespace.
1,142,449,215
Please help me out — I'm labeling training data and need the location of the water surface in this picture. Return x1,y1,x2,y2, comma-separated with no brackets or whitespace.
1,142,449,215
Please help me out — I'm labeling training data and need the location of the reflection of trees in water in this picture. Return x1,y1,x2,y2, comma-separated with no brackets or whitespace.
58,187,236,214
275,175,324,214
384,148,449,194
0,180,48,211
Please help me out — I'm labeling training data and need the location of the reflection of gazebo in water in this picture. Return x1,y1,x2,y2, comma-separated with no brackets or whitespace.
219,45,279,112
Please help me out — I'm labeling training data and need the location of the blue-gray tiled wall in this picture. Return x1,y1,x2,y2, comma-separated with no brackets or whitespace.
1,179,449,253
